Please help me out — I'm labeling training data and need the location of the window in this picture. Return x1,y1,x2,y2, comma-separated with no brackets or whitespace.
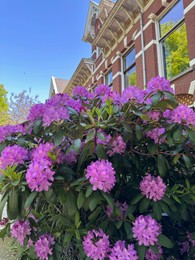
159,0,190,80
124,49,136,87
105,70,113,88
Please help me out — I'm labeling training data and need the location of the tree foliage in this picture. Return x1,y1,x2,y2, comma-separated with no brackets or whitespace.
8,89,40,125
0,85,10,126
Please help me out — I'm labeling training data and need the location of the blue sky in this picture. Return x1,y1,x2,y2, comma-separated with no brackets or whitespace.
0,0,100,102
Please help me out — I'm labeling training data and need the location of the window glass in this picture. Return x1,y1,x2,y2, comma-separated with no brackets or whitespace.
124,48,136,87
159,0,184,37
124,49,136,70
105,71,113,87
159,0,190,79
163,23,189,79
125,66,136,87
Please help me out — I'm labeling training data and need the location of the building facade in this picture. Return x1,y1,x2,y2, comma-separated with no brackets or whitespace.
64,0,195,106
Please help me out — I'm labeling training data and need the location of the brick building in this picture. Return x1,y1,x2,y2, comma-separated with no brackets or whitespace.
64,0,195,106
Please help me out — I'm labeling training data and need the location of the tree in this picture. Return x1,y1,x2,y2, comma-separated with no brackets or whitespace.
8,89,40,125
0,85,10,126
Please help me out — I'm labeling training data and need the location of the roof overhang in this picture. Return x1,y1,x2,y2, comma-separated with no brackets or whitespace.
64,58,94,94
82,1,99,43
92,0,146,52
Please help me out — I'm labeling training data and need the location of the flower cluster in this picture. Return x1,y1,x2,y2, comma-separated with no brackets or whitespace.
26,143,55,191
0,124,27,143
145,245,163,260
73,86,92,99
120,86,146,104
86,159,116,192
83,229,110,260
107,135,126,156
163,105,195,126
28,93,83,126
11,220,31,245
35,234,55,260
106,201,128,219
0,144,28,170
109,240,138,260
132,215,162,246
148,111,161,121
147,76,174,94
140,174,166,201
146,127,166,144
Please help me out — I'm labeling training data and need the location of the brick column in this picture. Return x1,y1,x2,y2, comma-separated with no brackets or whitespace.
112,52,123,93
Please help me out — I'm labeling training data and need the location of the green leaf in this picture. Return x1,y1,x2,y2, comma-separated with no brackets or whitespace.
151,91,162,105
0,195,8,220
152,202,162,220
116,220,123,229
173,126,182,141
158,234,174,248
88,207,101,221
96,144,108,159
85,185,93,198
67,191,77,217
85,129,95,143
77,190,85,209
131,194,144,205
54,130,64,146
139,198,150,213
182,155,192,169
89,193,99,211
77,142,95,169
147,143,158,154
102,192,114,209
33,119,42,134
157,155,167,178
74,211,80,228
25,192,37,208
73,139,82,153
186,128,195,143
124,222,133,239
135,125,142,140
150,245,159,254
137,245,146,260
97,131,106,141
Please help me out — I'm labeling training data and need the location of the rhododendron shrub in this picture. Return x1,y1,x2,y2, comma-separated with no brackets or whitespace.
0,76,195,259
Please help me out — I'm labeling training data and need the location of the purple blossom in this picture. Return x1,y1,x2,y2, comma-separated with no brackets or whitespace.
96,130,111,146
35,234,55,260
64,150,78,164
163,105,195,126
26,160,55,192
148,111,161,121
0,145,28,170
146,127,166,144
86,159,116,192
83,229,110,260
145,245,163,260
109,240,138,260
11,220,31,245
106,201,128,219
132,215,162,246
180,241,190,255
42,105,69,126
32,143,54,162
146,76,174,94
27,103,45,121
140,174,166,201
73,86,91,98
121,86,146,104
94,85,111,96
107,135,126,156
0,124,27,143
